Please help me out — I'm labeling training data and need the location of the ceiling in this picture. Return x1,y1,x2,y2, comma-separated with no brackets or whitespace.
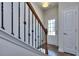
33,2,58,10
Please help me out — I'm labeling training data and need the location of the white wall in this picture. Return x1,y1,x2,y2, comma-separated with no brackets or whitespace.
43,6,58,46
0,37,40,56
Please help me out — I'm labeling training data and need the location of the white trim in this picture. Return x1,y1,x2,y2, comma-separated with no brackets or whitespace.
0,29,46,56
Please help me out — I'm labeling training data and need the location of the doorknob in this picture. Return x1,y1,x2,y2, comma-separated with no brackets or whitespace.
64,33,67,35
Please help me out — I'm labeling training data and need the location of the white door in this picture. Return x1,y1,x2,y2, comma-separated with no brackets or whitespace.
63,8,78,55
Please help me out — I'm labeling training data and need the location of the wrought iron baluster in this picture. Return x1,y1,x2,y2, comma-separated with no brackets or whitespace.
24,2,26,42
18,2,21,39
41,28,43,45
35,18,36,48
40,26,42,49
38,23,39,49
32,13,34,46
39,25,41,51
1,2,5,30
11,2,14,35
39,25,41,49
28,8,30,44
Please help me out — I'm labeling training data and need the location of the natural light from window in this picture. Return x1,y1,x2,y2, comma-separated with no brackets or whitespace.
48,19,56,35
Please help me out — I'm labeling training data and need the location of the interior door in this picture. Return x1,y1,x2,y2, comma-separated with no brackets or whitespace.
63,8,77,55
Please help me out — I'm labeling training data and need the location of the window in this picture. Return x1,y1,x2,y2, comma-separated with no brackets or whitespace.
48,19,55,35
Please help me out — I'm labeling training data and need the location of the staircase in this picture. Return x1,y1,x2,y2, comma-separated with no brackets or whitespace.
0,2,48,56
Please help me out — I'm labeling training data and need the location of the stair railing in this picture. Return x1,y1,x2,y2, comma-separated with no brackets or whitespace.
0,2,48,55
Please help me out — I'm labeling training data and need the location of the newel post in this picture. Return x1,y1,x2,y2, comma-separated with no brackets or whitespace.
45,29,48,55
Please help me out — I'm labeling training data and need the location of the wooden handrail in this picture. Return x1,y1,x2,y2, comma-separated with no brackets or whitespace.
26,2,48,55
26,2,46,33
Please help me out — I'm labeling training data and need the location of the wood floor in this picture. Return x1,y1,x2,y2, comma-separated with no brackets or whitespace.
41,44,75,56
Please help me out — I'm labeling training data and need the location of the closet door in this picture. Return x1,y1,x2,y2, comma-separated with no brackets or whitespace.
63,8,78,55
